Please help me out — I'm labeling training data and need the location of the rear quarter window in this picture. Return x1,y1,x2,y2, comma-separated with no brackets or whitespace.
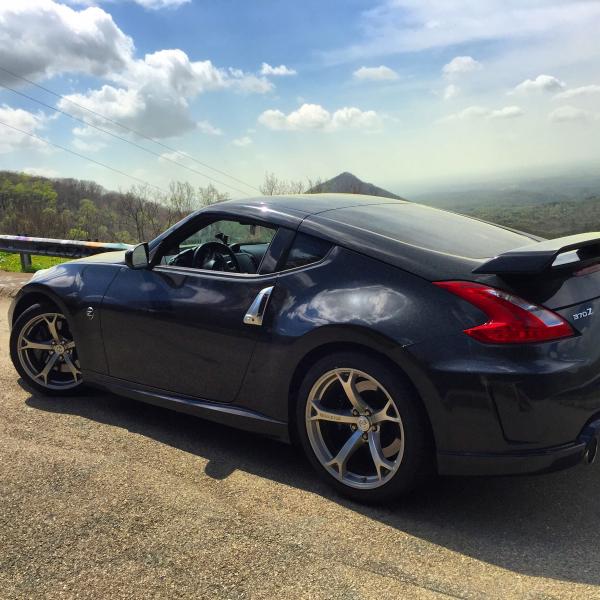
282,233,332,270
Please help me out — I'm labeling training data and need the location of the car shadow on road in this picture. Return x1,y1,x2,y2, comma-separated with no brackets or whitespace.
25,384,600,587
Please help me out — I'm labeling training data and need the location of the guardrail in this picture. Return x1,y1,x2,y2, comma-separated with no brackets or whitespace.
0,235,131,270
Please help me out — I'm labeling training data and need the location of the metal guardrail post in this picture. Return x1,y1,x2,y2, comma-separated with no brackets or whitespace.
20,253,32,271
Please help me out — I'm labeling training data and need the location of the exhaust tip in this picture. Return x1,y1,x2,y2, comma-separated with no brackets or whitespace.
584,439,598,465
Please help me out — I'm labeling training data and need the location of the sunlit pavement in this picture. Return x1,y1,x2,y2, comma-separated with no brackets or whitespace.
1,296,600,599
0,272,31,297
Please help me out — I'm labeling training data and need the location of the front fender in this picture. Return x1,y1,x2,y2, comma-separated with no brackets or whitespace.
9,262,121,375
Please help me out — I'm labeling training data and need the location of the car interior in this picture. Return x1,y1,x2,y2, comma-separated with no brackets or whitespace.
160,218,277,274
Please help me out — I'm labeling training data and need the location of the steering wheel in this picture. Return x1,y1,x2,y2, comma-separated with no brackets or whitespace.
192,241,240,272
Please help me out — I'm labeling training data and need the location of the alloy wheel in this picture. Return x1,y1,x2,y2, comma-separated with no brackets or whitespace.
305,368,405,489
17,312,82,391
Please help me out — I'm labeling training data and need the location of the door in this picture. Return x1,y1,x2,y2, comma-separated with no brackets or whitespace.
99,217,285,403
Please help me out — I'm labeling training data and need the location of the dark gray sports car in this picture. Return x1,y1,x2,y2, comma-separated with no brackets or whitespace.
9,194,600,502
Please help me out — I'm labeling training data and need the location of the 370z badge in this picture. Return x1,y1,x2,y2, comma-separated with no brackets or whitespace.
573,307,593,320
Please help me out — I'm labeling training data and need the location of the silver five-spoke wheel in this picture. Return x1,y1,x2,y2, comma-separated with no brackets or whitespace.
16,312,81,391
305,368,405,489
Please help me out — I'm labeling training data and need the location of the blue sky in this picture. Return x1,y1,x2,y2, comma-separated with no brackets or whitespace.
1,0,600,197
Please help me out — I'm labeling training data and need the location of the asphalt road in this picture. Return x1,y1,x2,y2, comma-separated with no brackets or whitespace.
2,296,600,599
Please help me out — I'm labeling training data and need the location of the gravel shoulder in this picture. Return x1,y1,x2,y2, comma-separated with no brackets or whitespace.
2,296,600,599
0,272,31,298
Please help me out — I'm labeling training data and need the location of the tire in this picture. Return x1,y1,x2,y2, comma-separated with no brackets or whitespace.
295,351,433,503
10,302,84,396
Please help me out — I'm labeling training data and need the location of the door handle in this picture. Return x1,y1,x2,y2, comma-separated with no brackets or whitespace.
243,286,274,326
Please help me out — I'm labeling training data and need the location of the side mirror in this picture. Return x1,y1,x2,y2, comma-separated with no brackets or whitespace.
125,242,150,269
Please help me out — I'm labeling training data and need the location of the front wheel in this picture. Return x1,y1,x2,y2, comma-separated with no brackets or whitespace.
10,303,84,396
296,352,433,503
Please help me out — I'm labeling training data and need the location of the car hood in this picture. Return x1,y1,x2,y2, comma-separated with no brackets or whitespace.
70,250,127,265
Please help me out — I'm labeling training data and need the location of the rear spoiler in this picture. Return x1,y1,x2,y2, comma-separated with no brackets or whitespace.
474,232,600,275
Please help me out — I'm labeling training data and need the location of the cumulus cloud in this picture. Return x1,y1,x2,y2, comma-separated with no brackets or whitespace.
490,106,524,119
440,105,524,123
443,84,460,100
55,50,271,139
260,63,297,76
259,103,381,132
0,1,133,84
554,85,600,100
0,105,48,154
353,66,398,81
5,2,273,140
197,121,223,136
512,74,566,94
442,56,482,78
67,0,190,7
71,125,109,152
549,106,595,122
232,136,253,147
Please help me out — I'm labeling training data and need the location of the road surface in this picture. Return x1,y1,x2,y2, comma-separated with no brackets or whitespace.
1,296,600,599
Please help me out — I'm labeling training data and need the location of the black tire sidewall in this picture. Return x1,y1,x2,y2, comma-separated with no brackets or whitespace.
295,351,433,503
9,302,84,397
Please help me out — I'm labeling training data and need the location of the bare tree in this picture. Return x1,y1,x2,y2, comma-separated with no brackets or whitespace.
119,184,164,242
260,172,306,195
198,183,229,207
305,177,324,194
165,180,196,225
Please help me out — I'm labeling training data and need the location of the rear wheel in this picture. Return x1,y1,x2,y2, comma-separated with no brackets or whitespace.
10,303,83,396
296,352,433,503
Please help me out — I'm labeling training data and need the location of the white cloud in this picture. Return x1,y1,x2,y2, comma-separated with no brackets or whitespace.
549,106,595,123
260,63,297,77
443,84,459,100
0,105,48,154
23,167,60,178
331,107,382,130
229,72,274,94
197,121,223,136
554,85,600,100
232,136,253,147
353,65,398,81
442,56,482,78
70,125,110,152
441,105,524,122
5,2,272,140
490,106,524,119
324,1,600,63
58,50,271,139
512,74,566,94
258,103,381,132
0,1,133,84
67,0,189,8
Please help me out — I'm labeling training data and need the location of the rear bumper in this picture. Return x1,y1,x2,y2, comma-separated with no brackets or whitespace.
438,418,600,476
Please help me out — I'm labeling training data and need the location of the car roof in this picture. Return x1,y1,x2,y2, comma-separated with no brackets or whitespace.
199,194,535,280
218,193,406,217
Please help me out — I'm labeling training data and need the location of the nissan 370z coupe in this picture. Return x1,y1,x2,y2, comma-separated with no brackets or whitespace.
8,194,600,502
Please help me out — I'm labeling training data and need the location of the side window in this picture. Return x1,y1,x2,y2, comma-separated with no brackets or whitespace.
282,233,332,270
159,218,277,274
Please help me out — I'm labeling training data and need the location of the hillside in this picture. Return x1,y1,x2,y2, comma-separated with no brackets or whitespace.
309,172,405,200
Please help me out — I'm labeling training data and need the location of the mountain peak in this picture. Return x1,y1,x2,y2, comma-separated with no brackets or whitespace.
309,172,404,200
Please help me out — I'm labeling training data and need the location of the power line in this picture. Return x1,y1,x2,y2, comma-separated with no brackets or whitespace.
0,119,167,194
0,81,251,196
0,65,260,194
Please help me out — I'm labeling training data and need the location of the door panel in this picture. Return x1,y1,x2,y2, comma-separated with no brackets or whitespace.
100,266,277,402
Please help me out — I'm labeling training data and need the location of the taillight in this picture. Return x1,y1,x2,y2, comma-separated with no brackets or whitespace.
433,281,574,344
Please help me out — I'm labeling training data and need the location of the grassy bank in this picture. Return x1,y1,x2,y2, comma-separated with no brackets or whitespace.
0,252,67,273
